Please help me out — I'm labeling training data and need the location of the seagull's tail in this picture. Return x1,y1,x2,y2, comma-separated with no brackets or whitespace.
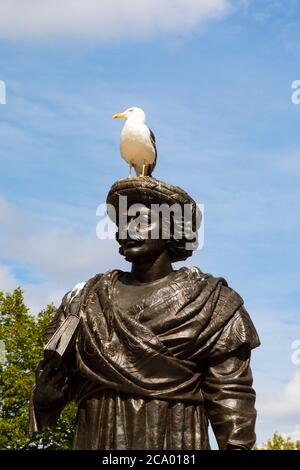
147,161,156,176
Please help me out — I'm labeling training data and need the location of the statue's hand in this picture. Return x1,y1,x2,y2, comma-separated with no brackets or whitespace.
34,357,69,408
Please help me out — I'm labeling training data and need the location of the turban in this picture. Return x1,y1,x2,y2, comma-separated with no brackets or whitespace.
106,177,201,262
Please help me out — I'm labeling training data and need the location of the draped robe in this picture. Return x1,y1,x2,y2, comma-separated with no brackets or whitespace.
29,267,260,450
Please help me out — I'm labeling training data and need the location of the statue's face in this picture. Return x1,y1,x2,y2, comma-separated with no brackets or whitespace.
117,205,168,263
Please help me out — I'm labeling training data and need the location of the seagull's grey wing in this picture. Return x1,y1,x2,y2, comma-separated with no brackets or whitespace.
147,128,157,176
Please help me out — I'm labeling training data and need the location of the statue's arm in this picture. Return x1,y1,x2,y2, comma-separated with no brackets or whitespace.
29,288,80,436
29,358,71,435
202,346,256,450
201,307,259,450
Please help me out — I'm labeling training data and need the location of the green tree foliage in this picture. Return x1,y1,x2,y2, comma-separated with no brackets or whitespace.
0,288,76,449
259,432,300,450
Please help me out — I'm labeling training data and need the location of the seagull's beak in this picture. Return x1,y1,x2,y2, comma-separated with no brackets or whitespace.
112,113,126,119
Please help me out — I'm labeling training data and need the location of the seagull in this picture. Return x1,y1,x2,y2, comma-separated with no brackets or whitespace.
112,107,157,177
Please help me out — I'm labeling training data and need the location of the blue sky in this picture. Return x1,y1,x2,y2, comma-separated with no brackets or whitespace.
0,0,300,446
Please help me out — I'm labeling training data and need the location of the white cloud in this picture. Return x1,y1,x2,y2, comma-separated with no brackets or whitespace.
255,371,300,445
0,0,231,41
261,372,300,418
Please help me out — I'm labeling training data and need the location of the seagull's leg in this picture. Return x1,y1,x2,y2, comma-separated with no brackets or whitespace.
142,162,146,177
128,162,132,178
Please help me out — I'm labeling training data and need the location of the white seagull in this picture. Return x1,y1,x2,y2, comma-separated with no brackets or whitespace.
112,107,157,177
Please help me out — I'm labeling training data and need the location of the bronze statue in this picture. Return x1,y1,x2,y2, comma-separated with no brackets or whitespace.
29,176,260,450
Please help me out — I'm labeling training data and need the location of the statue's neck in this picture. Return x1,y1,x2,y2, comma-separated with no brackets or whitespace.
131,251,173,283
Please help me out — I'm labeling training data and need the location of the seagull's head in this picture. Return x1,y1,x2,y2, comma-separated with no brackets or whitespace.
112,107,146,123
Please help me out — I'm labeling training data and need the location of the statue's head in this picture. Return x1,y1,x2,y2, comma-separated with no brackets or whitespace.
106,177,201,264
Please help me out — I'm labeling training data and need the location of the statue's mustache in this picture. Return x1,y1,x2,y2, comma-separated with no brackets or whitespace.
117,232,145,247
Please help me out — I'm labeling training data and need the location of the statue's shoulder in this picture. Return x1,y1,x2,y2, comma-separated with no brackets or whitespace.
63,281,87,306
64,272,107,307
43,273,104,341
218,304,261,352
61,269,121,310
191,266,252,319
189,267,260,351
189,265,229,289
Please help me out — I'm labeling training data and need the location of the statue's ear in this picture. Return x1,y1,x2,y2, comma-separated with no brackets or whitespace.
115,229,121,243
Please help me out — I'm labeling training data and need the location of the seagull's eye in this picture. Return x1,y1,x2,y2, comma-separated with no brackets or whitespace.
128,109,133,112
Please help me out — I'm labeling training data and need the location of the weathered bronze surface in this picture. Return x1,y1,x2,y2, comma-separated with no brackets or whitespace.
29,177,260,450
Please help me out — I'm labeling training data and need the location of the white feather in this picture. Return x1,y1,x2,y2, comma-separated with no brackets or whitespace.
120,120,155,166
